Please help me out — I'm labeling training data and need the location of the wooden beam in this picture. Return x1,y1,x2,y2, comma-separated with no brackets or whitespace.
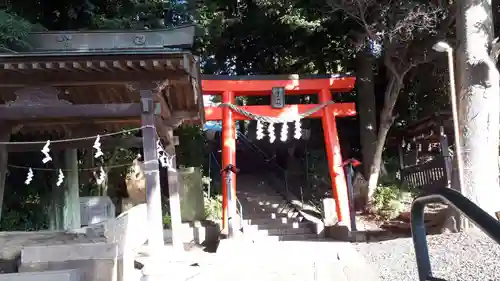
0,70,182,87
201,76,356,95
204,103,356,121
163,110,200,127
17,118,140,126
0,103,142,120
7,137,143,152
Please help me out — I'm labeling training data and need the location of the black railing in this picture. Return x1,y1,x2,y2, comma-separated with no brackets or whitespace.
411,187,500,281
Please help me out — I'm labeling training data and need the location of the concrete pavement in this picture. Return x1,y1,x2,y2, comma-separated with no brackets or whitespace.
141,240,379,281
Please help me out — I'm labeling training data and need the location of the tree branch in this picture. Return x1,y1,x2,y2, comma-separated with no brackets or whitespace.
327,0,377,39
384,52,402,82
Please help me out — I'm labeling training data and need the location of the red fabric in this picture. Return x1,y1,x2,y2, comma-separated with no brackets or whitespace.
342,159,362,167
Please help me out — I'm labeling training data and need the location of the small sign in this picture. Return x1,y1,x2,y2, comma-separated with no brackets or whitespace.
271,87,285,108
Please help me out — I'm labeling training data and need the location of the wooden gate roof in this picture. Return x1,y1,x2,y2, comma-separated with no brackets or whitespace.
0,27,203,140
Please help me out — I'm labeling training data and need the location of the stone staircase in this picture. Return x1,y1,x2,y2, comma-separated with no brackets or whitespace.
237,175,318,242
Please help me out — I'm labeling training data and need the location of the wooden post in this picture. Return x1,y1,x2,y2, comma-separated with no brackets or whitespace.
140,89,165,254
165,132,183,251
0,128,9,223
63,149,81,229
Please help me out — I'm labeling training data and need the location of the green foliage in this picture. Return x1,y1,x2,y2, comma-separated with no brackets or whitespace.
175,125,207,168
372,183,404,219
163,213,172,229
204,193,222,221
89,0,168,30
373,170,415,219
0,10,34,52
0,204,48,231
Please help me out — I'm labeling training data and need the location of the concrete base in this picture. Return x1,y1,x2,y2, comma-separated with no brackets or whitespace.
140,261,202,281
0,231,107,274
20,243,118,281
215,236,254,255
324,223,351,241
0,269,83,281
163,221,220,245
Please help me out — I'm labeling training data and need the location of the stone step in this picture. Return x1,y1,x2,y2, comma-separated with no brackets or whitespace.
251,221,312,230
238,194,285,202
242,205,296,216
249,233,319,242
243,211,300,220
241,199,290,206
243,201,283,209
243,216,302,226
244,225,313,236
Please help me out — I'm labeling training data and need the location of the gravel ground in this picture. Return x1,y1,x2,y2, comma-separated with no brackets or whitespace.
354,230,500,281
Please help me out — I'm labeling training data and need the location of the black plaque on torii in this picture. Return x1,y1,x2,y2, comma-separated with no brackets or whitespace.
271,87,285,109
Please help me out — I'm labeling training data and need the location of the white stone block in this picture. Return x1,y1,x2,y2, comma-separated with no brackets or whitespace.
0,269,83,281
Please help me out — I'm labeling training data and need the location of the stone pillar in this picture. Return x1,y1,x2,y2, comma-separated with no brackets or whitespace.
49,152,63,230
165,133,183,251
0,127,9,223
63,149,81,229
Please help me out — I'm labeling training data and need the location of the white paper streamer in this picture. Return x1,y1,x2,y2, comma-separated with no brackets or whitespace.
166,155,176,172
93,135,103,158
294,119,302,139
56,169,64,186
256,120,264,140
280,122,289,142
25,168,34,185
41,140,52,164
96,166,106,185
156,140,169,167
268,123,276,143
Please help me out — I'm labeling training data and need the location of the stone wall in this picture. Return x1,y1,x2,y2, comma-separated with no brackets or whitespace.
178,167,205,222
0,204,148,281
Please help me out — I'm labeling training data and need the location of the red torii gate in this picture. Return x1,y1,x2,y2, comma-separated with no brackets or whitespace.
202,75,356,230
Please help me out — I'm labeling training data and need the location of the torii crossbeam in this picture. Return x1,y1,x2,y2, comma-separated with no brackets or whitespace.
202,74,357,232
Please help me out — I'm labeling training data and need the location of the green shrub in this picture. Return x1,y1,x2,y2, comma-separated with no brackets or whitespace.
204,193,222,220
163,213,172,229
373,183,406,219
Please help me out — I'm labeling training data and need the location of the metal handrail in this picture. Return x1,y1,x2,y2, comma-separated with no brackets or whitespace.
236,133,296,200
209,151,245,232
411,187,500,281
236,196,244,231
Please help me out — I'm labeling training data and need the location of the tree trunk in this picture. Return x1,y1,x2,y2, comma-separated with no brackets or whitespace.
365,76,403,207
356,46,377,179
457,0,500,219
